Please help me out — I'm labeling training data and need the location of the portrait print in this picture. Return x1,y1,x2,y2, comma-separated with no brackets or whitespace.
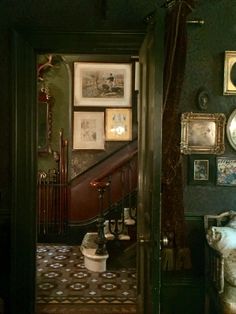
193,160,209,181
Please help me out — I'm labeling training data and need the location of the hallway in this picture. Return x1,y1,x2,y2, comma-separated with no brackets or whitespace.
36,243,137,313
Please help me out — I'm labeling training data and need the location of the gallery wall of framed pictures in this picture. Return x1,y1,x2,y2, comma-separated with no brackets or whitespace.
182,50,236,187
188,155,236,187
181,110,236,186
72,61,135,150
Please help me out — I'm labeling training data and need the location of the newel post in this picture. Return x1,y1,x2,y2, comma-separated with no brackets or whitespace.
90,181,110,255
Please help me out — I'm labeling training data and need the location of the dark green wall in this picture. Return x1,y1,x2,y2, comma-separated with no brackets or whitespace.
37,54,70,172
37,53,138,179
183,1,236,215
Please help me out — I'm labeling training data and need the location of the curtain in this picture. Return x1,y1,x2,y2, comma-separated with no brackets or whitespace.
162,0,195,268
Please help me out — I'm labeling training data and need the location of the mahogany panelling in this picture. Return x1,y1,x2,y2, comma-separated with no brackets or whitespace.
69,140,137,223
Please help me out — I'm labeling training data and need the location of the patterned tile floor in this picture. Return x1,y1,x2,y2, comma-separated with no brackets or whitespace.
36,244,137,305
36,304,137,314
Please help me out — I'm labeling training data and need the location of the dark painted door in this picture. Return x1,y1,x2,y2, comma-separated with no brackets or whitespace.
137,10,165,314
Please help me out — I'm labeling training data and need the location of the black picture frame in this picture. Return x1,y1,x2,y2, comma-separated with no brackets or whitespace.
188,155,215,185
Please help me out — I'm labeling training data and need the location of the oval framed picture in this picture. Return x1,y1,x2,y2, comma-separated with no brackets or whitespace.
226,109,236,150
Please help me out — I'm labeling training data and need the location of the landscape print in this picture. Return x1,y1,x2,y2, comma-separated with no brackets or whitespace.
74,62,132,107
82,69,125,98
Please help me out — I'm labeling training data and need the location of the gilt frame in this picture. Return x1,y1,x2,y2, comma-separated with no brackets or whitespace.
180,112,226,155
223,51,236,95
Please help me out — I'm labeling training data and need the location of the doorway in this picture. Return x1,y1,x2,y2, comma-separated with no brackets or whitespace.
11,16,164,313
36,52,138,312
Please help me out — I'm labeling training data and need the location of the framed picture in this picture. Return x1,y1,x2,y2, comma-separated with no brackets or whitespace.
73,62,132,107
180,112,226,155
226,108,236,150
223,51,236,95
216,157,236,186
73,111,104,150
105,108,132,141
188,155,215,185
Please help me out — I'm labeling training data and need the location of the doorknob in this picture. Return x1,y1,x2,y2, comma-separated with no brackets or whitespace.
160,235,169,247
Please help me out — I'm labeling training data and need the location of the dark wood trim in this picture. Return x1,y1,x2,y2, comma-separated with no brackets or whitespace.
11,30,37,314
0,209,10,221
16,30,145,54
11,29,145,314
137,10,165,314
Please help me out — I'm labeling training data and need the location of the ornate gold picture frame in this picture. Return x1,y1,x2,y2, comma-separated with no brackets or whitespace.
180,112,226,154
223,51,236,95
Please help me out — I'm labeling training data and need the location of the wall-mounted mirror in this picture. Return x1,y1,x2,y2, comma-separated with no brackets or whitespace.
38,87,53,154
226,109,236,150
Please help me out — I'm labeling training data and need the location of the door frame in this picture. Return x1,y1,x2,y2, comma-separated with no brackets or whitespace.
137,10,164,314
11,29,146,314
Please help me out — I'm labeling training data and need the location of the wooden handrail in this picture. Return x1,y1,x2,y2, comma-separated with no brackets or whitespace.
70,140,138,223
90,148,138,186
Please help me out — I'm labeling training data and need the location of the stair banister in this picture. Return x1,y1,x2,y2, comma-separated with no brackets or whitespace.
90,181,110,255
90,149,137,245
90,149,137,185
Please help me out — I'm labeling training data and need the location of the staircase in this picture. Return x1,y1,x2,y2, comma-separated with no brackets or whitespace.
80,177,137,271
79,146,138,271
37,139,138,257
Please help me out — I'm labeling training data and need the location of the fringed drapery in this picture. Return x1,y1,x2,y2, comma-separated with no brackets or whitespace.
162,0,195,269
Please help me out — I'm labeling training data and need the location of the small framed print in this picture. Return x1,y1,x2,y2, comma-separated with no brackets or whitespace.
73,62,132,107
105,108,132,141
73,111,104,150
180,112,226,155
188,155,215,185
223,51,236,95
216,157,236,186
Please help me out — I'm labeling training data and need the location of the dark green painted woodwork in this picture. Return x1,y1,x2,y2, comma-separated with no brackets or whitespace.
161,215,205,314
11,30,37,314
137,10,164,314
162,279,205,314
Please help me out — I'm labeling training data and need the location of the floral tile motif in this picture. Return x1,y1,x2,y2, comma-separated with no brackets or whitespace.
36,244,136,304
